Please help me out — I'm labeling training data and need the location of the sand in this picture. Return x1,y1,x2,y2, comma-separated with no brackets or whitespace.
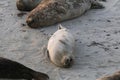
0,0,120,80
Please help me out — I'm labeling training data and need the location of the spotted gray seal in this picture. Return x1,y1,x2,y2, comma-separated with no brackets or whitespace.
0,57,49,80
16,0,42,11
26,0,105,28
47,25,75,68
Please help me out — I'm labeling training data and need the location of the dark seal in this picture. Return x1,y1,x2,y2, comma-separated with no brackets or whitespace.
16,0,42,11
0,57,49,80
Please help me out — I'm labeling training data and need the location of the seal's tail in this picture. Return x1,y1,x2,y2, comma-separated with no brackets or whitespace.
58,24,66,30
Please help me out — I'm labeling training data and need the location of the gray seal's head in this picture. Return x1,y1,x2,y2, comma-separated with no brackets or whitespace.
26,0,66,28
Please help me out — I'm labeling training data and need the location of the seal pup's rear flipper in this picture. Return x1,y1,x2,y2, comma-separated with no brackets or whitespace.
58,24,65,30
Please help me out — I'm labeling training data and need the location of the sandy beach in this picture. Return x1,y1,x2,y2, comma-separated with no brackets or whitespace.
0,0,120,80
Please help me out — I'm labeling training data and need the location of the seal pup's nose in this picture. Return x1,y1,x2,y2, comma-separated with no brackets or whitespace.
64,57,73,68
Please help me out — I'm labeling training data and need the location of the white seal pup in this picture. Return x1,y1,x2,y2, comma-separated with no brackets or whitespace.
26,0,105,28
16,0,42,11
47,25,75,68
97,71,120,80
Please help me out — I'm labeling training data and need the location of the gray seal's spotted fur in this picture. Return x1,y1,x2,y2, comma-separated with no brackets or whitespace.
26,0,105,28
16,0,42,11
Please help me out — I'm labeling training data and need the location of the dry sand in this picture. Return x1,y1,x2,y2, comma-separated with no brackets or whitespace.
0,0,120,80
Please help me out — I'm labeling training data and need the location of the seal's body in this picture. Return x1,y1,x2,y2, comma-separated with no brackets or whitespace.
16,0,42,11
97,71,120,80
47,25,75,68
0,57,49,80
26,0,104,28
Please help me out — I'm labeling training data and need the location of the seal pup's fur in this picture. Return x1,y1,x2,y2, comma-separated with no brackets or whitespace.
16,0,42,11
0,57,49,80
47,25,75,68
26,0,105,28
97,71,120,80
